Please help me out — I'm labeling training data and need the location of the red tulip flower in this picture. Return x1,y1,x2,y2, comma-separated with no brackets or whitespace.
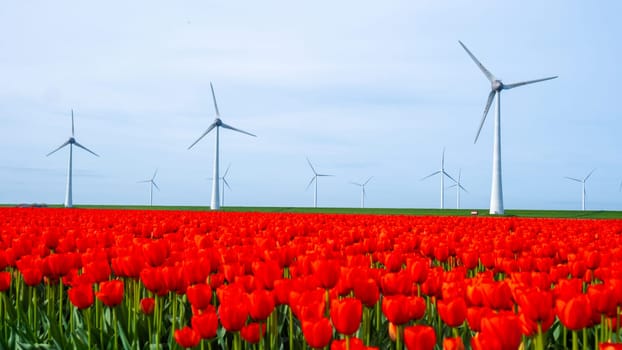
0,272,10,292
556,294,592,330
353,277,380,308
219,302,248,332
480,312,522,350
443,336,465,350
248,289,275,321
174,326,200,348
382,295,426,325
240,322,266,344
192,311,218,339
313,259,341,290
403,325,436,350
96,279,124,307
302,318,333,349
140,297,155,315
68,283,94,309
330,297,362,336
186,283,213,311
438,297,467,327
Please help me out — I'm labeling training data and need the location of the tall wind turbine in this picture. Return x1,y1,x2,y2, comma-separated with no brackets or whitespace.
565,169,595,211
447,169,468,209
138,169,160,206
459,40,558,215
350,177,372,208
188,83,256,210
421,148,457,209
46,110,99,208
306,158,333,208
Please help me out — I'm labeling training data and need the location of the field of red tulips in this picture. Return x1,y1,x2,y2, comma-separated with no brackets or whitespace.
2,208,622,350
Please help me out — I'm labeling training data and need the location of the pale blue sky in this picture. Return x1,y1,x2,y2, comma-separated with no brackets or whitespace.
1,1,620,210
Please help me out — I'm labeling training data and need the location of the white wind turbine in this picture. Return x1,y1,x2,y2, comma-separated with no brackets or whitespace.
306,158,333,208
46,110,99,208
459,40,558,215
138,169,160,206
447,169,468,209
188,83,256,210
421,148,457,209
350,177,372,208
565,169,595,211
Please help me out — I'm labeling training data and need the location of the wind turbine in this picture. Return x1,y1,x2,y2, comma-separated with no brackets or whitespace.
350,177,372,208
565,169,595,211
421,148,457,209
220,164,232,207
138,169,160,206
459,40,558,215
46,109,99,208
447,169,468,209
188,83,256,210
306,158,333,208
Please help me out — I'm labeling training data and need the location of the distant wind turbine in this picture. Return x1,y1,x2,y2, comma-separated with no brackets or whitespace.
459,40,558,215
138,169,160,206
421,148,456,209
350,177,372,208
46,110,99,208
188,83,256,210
209,164,232,207
306,158,333,208
447,169,468,209
565,169,595,211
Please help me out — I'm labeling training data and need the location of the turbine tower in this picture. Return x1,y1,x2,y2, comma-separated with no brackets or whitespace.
565,169,595,211
306,158,333,208
138,169,160,206
421,148,456,209
447,169,468,209
188,83,256,210
459,40,558,215
46,110,99,208
350,177,372,208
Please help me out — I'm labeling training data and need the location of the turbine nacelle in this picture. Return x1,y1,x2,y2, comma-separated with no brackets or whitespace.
68,137,76,144
492,80,504,91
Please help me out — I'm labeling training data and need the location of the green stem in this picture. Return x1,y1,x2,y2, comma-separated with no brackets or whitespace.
85,308,92,349
396,325,403,350
113,307,118,350
346,335,350,350
536,322,544,350
572,330,578,350
583,328,588,350
58,280,63,326
289,306,294,350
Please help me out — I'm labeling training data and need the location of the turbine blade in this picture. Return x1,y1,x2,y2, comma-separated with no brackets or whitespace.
317,174,333,177
442,147,445,169
210,82,220,117
447,184,457,189
458,40,495,82
152,181,161,191
443,171,458,184
223,178,231,190
306,176,316,190
350,181,362,186
71,109,75,137
584,168,596,181
188,123,217,150
223,164,231,178
363,176,373,185
220,122,256,137
459,184,469,193
73,141,100,157
152,168,158,180
474,90,495,143
564,176,582,183
138,180,150,183
421,171,441,181
503,76,558,90
306,158,317,175
46,140,71,156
